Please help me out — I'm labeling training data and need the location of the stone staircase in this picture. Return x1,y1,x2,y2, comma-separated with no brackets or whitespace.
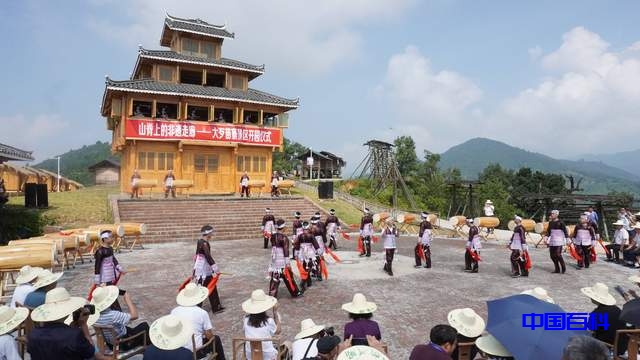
116,196,329,243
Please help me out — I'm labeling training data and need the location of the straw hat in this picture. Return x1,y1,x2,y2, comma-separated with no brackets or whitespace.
613,220,625,226
629,275,640,284
337,345,389,360
242,289,277,314
633,224,640,230
342,293,377,314
90,286,120,312
521,287,555,303
32,269,64,290
447,308,485,338
476,333,512,357
149,314,194,351
295,318,325,339
15,265,43,285
0,306,29,336
31,288,86,322
581,283,616,306
176,283,209,307
485,200,493,205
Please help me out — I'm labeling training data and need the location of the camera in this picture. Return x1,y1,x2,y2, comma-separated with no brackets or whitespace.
72,304,96,322
119,289,127,296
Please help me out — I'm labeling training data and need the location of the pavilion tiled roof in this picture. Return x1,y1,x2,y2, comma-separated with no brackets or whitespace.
0,143,34,162
162,13,234,44
137,48,264,77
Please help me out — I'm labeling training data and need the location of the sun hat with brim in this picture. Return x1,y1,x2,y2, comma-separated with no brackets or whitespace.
32,270,64,290
31,288,86,322
613,220,625,226
581,283,616,306
337,345,389,360
630,275,640,284
15,266,43,285
521,287,555,304
242,289,278,314
476,333,512,357
485,200,493,204
447,308,485,338
342,293,377,314
90,285,120,312
295,318,325,339
0,306,29,336
64,311,99,327
149,314,194,351
633,224,640,230
176,283,209,307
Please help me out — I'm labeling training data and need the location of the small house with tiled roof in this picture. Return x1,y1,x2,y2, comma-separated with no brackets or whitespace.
101,13,299,194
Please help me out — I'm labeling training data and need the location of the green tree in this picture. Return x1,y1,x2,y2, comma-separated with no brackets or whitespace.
394,136,419,177
272,138,307,174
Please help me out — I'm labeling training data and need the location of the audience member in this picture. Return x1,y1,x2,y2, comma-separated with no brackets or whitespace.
409,324,458,360
562,335,609,360
292,318,325,360
171,283,226,359
316,335,343,359
341,293,381,345
521,287,555,303
93,286,150,351
337,345,389,360
9,265,42,308
24,269,63,308
447,308,485,360
580,282,631,355
143,314,194,360
623,226,640,267
242,289,280,360
608,220,629,263
475,333,514,360
0,305,28,360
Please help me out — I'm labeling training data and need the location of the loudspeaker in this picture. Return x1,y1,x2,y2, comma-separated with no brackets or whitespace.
318,181,334,199
25,183,37,208
36,184,48,208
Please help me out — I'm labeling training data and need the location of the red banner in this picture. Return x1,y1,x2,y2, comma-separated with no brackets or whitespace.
124,119,282,147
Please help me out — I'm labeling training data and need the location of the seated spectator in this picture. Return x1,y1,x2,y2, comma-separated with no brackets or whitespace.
0,178,7,206
28,288,95,360
336,345,388,360
316,335,343,359
24,269,63,308
447,308,485,360
93,286,150,351
476,333,514,360
622,229,640,267
607,220,629,263
0,305,29,360
410,324,458,360
143,314,194,360
292,318,325,360
521,287,555,303
562,335,609,360
341,293,381,345
171,283,226,359
242,289,280,360
10,265,42,308
580,283,631,355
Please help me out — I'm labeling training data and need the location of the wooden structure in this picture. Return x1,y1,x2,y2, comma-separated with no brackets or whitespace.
0,163,36,192
297,150,345,179
100,14,298,195
0,143,34,163
89,159,121,185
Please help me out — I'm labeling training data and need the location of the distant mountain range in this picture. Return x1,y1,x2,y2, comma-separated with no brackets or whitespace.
439,138,640,195
574,149,640,178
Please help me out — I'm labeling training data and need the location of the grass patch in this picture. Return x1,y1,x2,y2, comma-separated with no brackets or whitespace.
290,187,363,227
7,185,119,228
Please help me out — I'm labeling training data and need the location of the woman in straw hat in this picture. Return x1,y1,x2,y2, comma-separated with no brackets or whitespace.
27,288,96,360
291,318,325,360
475,333,514,360
242,289,281,360
268,219,303,298
295,221,321,291
521,287,555,303
544,209,569,274
625,224,640,267
415,212,433,269
447,308,485,360
342,293,381,345
572,215,597,269
24,269,63,308
359,208,374,257
381,218,398,276
171,283,226,359
194,224,225,314
465,218,481,273
607,219,630,263
508,216,528,278
0,305,29,359
9,265,42,308
143,314,194,359
581,282,631,356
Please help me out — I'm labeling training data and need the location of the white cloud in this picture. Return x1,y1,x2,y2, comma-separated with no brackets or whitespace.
0,114,71,161
88,0,414,76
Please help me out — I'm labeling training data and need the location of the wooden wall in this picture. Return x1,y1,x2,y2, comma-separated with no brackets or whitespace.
95,167,120,185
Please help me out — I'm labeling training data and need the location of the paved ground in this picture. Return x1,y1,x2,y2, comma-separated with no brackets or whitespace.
58,235,639,359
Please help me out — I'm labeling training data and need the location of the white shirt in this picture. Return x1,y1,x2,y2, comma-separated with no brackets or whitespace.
243,317,277,360
171,305,212,350
483,205,494,216
0,334,21,360
292,338,318,360
614,229,630,246
9,283,35,308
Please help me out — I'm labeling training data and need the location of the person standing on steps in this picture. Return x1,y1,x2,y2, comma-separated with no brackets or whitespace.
359,208,374,257
164,169,176,199
130,169,141,199
415,212,433,268
193,225,225,314
240,172,250,198
381,219,398,276
545,210,568,274
261,208,276,249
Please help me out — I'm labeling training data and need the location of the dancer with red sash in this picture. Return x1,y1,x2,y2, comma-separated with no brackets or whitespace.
326,209,341,250
294,221,320,291
572,215,597,269
291,211,303,260
359,208,374,257
414,212,433,268
193,225,224,314
508,216,529,277
381,219,398,276
268,219,302,298
465,218,481,273
544,209,569,274
310,217,326,281
261,208,276,249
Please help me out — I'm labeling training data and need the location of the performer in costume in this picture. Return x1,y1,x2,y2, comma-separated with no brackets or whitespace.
261,208,276,249
544,210,569,274
240,172,250,198
294,221,320,291
193,225,224,313
382,219,398,276
291,211,303,260
414,212,432,268
509,216,528,277
268,219,302,298
465,218,481,273
314,211,328,245
359,208,374,257
130,169,141,199
572,215,597,269
94,230,126,310
163,169,176,198
270,171,279,197
310,217,325,281
326,209,341,250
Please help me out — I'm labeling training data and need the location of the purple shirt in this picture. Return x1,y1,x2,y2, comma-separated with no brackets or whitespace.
343,319,381,341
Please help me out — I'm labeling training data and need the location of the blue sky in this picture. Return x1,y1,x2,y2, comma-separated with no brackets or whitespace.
2,0,640,172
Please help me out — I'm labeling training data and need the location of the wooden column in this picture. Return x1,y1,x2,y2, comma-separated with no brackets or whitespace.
259,110,264,125
176,143,183,178
151,100,157,119
239,108,244,124
209,105,215,122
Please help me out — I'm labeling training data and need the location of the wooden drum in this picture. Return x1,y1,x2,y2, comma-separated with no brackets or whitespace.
449,216,467,227
534,222,548,234
118,223,148,236
0,244,56,270
473,217,500,228
507,219,536,232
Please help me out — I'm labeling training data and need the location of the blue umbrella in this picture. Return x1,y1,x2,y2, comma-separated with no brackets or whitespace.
487,294,588,360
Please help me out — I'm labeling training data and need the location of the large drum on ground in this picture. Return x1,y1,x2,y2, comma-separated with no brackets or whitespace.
278,180,295,189
396,213,417,224
248,180,266,188
473,217,500,228
118,223,147,236
87,224,125,238
373,212,390,224
534,222,548,234
0,244,56,270
507,219,536,232
449,216,467,227
566,225,576,237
